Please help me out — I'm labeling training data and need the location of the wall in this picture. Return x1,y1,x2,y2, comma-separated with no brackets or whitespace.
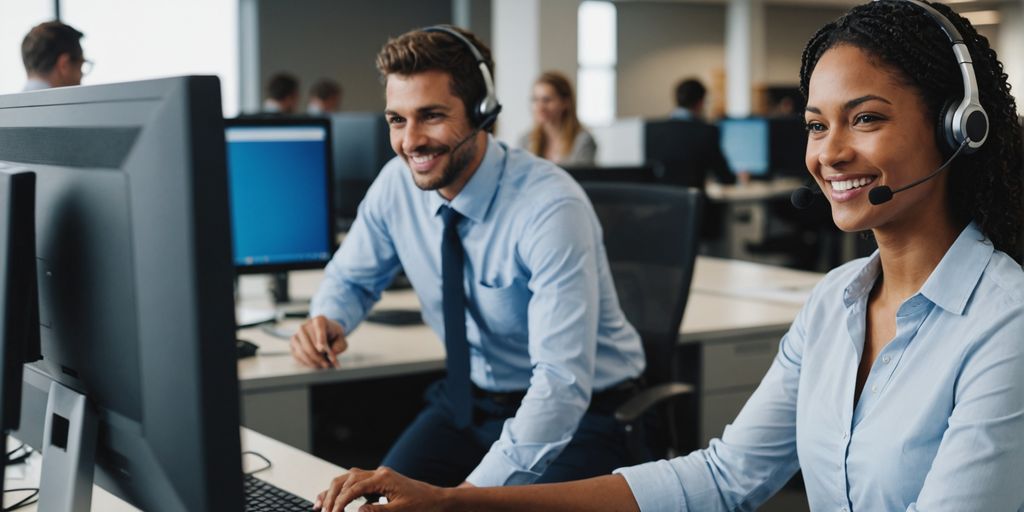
616,2,726,119
762,4,847,86
257,0,451,113
614,2,846,119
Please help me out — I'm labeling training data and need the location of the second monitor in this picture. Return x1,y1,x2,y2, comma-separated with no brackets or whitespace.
719,118,770,178
225,117,335,275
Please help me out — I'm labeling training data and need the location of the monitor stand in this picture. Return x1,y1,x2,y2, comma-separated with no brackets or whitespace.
234,273,309,329
269,272,310,318
37,381,97,512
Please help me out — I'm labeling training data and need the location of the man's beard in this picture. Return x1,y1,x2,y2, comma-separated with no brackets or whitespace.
408,136,478,191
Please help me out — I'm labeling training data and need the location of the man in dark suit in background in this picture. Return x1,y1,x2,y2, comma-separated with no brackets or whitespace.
645,78,737,188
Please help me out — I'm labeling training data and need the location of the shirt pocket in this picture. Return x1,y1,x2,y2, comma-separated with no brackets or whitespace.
472,278,528,337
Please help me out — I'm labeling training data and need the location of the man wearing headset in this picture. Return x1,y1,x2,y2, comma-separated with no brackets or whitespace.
290,26,646,489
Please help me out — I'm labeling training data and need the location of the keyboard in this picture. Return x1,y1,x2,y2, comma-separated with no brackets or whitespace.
244,473,314,511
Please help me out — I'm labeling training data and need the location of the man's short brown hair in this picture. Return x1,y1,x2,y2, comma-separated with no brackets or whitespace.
376,26,494,127
21,21,84,74
310,79,342,101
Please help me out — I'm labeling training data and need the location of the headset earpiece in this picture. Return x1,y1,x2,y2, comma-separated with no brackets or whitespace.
422,25,503,129
890,0,988,155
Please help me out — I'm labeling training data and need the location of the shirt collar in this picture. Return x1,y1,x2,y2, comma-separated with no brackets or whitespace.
670,107,695,120
22,78,50,92
919,222,993,315
428,135,506,224
843,250,882,308
842,222,993,314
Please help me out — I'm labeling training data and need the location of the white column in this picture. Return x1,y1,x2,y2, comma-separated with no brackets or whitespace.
492,0,540,142
725,0,765,117
453,0,471,29
238,0,260,114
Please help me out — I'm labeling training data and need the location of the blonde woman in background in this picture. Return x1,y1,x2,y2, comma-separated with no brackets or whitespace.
519,71,596,167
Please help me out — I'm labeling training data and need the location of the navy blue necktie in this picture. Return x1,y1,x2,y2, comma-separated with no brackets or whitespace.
440,206,471,428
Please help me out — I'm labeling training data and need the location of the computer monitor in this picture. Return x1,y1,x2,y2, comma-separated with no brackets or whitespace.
328,112,394,224
719,118,770,177
225,117,335,275
2,76,243,510
768,116,809,177
0,167,40,488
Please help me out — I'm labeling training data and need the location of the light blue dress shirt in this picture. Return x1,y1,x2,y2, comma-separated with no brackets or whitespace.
617,222,1024,511
669,107,696,120
22,78,50,92
311,136,645,487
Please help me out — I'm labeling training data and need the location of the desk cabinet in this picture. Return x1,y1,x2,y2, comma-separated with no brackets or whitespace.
684,332,782,447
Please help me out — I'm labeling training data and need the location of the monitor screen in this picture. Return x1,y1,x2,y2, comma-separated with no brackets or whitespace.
769,116,809,177
2,76,243,511
225,119,334,273
329,112,394,222
719,118,770,177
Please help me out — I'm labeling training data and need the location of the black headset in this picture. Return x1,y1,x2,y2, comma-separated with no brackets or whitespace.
889,0,989,154
421,25,503,130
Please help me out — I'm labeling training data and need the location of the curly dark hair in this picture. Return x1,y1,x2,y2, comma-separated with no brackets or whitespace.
799,0,1023,262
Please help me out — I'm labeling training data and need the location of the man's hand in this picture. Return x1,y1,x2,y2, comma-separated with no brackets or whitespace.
290,315,347,369
314,467,450,512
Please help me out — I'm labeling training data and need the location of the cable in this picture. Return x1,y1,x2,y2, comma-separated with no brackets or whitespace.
3,488,39,511
5,444,31,466
260,323,297,340
242,450,272,476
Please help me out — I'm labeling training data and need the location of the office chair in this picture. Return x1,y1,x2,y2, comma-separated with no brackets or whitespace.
644,119,734,189
581,183,703,463
563,164,660,184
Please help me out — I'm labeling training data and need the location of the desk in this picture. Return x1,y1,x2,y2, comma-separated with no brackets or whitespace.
703,177,806,265
3,428,358,511
703,177,804,204
236,257,822,451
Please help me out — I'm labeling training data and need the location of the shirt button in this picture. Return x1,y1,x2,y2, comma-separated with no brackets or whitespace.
841,432,848,441
882,355,891,364
871,384,879,394
841,508,849,512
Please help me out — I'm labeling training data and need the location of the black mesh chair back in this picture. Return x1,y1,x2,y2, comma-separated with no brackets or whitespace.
583,183,703,461
583,183,703,387
564,165,660,184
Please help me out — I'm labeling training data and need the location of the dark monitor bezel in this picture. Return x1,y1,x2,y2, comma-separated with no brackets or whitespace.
2,76,243,511
224,116,336,275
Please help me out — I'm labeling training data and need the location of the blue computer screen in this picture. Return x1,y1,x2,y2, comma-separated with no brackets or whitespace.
226,125,331,268
719,118,770,176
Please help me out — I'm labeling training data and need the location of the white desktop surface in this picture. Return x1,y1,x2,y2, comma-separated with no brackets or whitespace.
4,428,358,511
704,176,804,203
691,256,823,306
237,256,821,386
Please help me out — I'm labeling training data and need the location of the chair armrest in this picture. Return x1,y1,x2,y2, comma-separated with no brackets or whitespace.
614,382,695,424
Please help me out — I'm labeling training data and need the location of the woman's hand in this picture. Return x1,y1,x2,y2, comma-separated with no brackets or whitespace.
314,466,451,512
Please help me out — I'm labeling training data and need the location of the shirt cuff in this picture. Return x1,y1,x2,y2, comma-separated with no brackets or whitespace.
465,446,543,487
309,297,360,334
614,460,690,512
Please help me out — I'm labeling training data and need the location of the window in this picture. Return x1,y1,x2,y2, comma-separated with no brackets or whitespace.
0,2,57,94
577,1,616,126
61,0,239,116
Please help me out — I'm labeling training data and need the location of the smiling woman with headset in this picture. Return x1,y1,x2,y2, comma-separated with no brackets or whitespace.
312,2,1024,510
